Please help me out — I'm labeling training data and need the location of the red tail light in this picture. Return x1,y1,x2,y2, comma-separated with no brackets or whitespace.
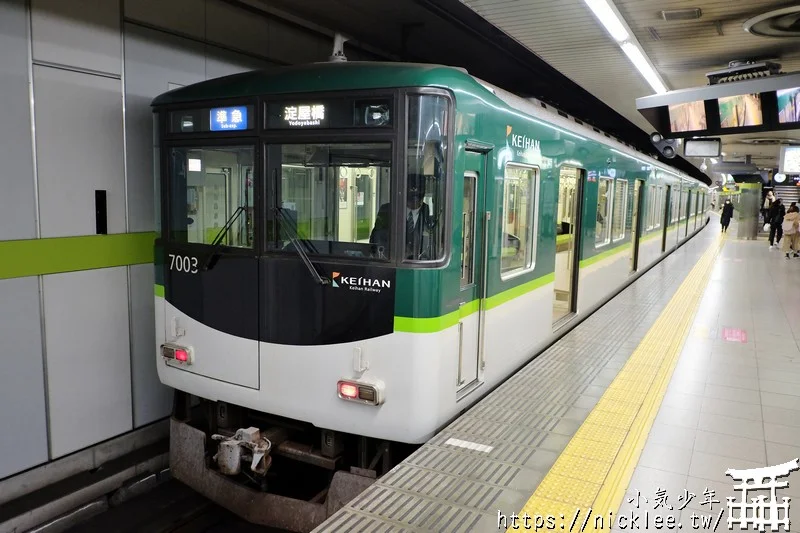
336,379,384,406
338,381,358,399
161,344,193,365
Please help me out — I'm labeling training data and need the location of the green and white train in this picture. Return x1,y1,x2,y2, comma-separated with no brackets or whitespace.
152,59,709,518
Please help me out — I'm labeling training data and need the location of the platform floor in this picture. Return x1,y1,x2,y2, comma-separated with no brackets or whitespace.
315,217,800,532
614,221,800,532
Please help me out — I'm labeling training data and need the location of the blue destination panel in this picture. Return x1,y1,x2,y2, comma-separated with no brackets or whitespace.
210,106,248,131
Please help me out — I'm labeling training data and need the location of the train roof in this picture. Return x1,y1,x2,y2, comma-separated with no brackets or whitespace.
150,61,481,106
151,61,705,185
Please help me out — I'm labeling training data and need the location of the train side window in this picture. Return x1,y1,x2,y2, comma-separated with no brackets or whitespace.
404,94,449,263
167,145,255,248
595,177,613,246
500,163,537,278
612,178,628,240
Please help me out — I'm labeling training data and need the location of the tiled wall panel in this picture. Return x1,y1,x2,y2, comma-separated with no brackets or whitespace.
0,277,49,478
34,66,126,239
31,0,121,74
0,0,37,241
43,267,133,458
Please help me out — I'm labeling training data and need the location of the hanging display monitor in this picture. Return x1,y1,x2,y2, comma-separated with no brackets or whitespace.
668,101,706,133
777,87,800,124
779,146,800,174
684,138,721,157
636,71,800,138
718,94,763,128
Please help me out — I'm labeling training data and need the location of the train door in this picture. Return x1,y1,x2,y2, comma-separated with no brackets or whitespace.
162,144,260,389
457,150,487,395
553,166,582,325
630,179,645,272
662,185,671,252
685,191,692,237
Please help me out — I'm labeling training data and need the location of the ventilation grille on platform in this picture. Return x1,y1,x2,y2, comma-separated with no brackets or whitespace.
660,8,702,21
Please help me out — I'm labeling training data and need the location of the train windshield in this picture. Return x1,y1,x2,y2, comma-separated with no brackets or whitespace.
269,93,450,263
162,93,450,264
167,145,255,248
269,142,393,259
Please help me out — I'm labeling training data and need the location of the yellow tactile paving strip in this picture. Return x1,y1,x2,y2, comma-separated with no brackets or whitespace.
518,233,725,531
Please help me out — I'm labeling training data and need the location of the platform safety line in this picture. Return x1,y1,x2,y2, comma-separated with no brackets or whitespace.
516,232,725,531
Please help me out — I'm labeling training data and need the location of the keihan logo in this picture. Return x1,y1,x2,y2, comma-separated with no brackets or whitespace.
329,272,391,293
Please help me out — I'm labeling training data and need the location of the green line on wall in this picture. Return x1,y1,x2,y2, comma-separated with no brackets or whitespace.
0,232,156,280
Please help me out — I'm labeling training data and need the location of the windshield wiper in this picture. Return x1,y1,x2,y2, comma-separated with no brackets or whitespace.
202,205,246,271
274,207,330,285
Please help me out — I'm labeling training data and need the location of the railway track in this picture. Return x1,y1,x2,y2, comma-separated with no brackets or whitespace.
64,479,288,533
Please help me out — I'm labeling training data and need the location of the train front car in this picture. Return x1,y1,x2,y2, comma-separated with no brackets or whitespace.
151,63,467,529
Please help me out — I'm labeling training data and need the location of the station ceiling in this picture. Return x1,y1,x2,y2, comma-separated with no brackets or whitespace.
459,0,800,182
237,0,717,184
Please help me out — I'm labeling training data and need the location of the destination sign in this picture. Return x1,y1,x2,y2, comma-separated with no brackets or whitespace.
210,106,248,131
282,104,327,127
266,97,393,130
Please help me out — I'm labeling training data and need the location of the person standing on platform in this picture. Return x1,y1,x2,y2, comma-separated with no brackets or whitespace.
720,199,734,233
763,190,775,223
781,205,799,259
768,199,785,248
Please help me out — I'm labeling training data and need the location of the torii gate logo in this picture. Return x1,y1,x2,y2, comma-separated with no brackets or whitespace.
726,458,800,531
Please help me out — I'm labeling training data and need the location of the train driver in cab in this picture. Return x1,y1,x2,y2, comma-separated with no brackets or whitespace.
370,173,435,260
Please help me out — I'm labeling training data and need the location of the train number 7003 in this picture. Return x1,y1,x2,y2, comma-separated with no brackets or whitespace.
168,254,198,274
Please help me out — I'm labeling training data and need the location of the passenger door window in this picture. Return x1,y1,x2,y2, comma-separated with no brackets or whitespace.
168,145,255,248
461,174,477,287
612,179,628,241
595,177,613,246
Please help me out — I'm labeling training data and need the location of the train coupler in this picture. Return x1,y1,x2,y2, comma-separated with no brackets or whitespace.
212,427,273,476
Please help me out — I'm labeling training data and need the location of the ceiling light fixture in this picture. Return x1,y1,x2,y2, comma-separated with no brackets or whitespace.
583,0,669,95
621,42,668,94
584,0,629,42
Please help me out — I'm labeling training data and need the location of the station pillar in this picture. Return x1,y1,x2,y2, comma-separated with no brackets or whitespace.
737,182,762,240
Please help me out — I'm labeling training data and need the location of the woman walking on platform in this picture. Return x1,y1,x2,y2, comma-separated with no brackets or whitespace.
782,205,800,259
720,199,734,233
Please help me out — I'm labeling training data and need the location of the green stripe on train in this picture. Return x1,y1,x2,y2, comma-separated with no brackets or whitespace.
394,271,555,332
0,232,156,280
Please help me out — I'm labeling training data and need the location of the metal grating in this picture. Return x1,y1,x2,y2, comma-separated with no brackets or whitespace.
314,228,717,532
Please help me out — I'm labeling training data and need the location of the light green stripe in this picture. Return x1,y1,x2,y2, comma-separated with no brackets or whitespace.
0,232,156,280
394,272,554,333
394,310,461,333
460,298,480,317
485,272,554,310
155,284,165,297
580,241,630,268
